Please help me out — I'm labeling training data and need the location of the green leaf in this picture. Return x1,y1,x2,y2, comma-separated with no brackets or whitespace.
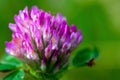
0,53,23,71
1,53,23,66
23,73,37,80
72,47,99,67
0,63,17,71
3,70,24,80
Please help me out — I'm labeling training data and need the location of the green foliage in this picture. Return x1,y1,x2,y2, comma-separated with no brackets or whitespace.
3,70,24,80
1,54,23,66
0,54,23,71
0,63,17,71
72,47,99,67
0,54,24,80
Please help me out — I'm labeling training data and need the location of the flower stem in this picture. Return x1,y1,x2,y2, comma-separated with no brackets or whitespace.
41,73,59,80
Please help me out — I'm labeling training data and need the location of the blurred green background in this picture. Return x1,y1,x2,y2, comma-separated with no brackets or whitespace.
0,0,120,80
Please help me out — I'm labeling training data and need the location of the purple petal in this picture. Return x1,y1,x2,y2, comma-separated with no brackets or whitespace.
44,41,52,58
71,24,77,32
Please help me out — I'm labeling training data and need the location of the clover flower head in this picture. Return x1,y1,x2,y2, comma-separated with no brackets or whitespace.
5,6,82,73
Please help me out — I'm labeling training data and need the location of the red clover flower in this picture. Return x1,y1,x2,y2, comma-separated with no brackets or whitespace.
5,6,82,75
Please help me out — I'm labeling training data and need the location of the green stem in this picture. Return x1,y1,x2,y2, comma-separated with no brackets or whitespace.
41,73,59,80
24,64,59,80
